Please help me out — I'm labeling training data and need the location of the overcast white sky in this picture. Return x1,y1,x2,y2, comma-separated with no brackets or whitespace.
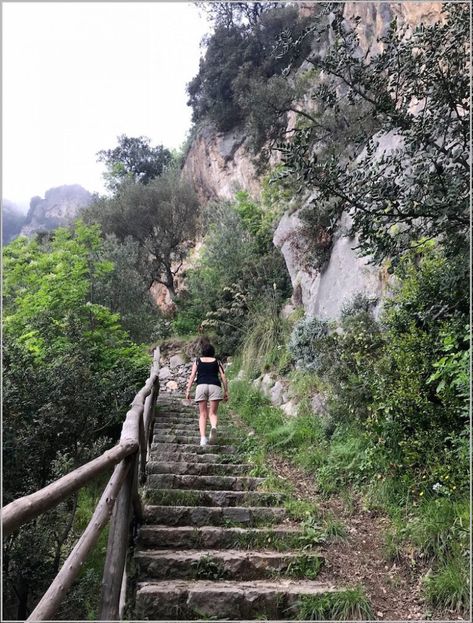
2,2,209,210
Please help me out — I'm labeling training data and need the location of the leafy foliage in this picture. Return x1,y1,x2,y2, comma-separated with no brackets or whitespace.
173,197,290,353
97,134,172,191
2,223,149,619
289,316,330,372
84,168,199,298
277,3,470,263
187,4,312,134
93,234,170,343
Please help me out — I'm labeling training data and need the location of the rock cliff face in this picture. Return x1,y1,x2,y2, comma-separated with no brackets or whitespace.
20,184,93,237
182,2,442,321
183,125,261,203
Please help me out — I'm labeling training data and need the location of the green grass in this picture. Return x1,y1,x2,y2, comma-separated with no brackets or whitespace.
240,304,291,378
295,586,374,620
284,499,319,521
223,380,285,437
322,514,348,541
284,553,324,580
191,555,227,580
423,558,470,612
258,472,294,495
408,497,470,560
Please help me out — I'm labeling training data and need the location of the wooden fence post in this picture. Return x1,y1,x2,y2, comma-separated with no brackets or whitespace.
98,455,136,621
26,460,131,622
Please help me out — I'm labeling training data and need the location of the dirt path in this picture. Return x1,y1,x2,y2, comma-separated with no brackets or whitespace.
265,454,467,621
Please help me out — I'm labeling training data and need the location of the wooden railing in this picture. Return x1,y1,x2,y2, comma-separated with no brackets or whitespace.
2,348,160,621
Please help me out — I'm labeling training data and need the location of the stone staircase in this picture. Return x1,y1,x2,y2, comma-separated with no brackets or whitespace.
132,394,341,620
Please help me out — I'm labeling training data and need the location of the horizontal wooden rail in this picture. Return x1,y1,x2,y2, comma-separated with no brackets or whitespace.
2,441,137,537
27,459,132,622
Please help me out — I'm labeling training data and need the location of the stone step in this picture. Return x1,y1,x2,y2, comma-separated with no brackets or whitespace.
151,442,236,454
135,549,324,581
154,424,234,433
147,474,265,492
135,579,339,620
155,416,200,424
149,452,237,464
153,434,239,445
138,526,302,550
143,489,285,508
147,461,252,476
144,505,287,527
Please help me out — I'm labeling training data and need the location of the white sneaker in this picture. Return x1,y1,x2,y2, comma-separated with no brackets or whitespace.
209,428,217,445
200,437,208,447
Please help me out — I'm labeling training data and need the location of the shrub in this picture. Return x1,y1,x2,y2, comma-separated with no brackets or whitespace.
423,559,470,613
289,316,331,371
296,586,374,620
241,299,290,378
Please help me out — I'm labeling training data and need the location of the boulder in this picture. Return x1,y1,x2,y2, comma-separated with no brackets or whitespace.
159,367,172,381
281,401,298,417
170,353,186,369
270,381,286,406
260,374,275,396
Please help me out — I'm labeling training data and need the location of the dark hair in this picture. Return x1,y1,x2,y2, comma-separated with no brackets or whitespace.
201,342,215,357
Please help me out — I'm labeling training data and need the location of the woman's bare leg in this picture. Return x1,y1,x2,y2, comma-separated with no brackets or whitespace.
198,401,208,438
209,400,219,429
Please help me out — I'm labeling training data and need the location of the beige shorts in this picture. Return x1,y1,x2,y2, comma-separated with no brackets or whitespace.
195,384,223,402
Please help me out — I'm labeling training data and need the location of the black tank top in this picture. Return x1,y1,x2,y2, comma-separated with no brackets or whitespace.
196,358,221,387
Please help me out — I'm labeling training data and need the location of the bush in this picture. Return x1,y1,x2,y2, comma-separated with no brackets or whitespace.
289,316,330,371
174,198,291,354
241,299,290,378
187,5,312,135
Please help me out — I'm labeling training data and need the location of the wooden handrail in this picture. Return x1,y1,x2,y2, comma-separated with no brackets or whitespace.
27,459,132,622
2,347,161,622
2,441,137,537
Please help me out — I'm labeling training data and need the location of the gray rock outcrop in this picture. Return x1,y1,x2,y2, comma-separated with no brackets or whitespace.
20,184,93,237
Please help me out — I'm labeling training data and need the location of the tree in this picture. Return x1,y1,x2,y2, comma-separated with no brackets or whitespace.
2,223,149,619
94,235,170,343
275,3,469,263
187,4,312,133
84,168,199,299
97,134,172,191
199,2,282,30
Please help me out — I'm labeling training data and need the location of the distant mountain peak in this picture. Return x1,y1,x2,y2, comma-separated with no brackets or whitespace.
20,184,93,237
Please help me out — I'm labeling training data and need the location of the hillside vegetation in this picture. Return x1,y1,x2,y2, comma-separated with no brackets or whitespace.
2,2,469,620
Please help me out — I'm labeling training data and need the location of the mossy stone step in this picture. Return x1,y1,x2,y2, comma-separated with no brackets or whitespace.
138,526,302,550
135,549,324,581
154,424,234,434
155,417,200,425
153,434,239,445
135,579,339,620
151,442,236,454
143,489,285,508
148,451,238,464
143,505,287,527
147,461,252,476
147,474,265,492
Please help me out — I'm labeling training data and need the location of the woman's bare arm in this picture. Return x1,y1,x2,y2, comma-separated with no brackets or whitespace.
219,363,229,401
185,361,198,401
